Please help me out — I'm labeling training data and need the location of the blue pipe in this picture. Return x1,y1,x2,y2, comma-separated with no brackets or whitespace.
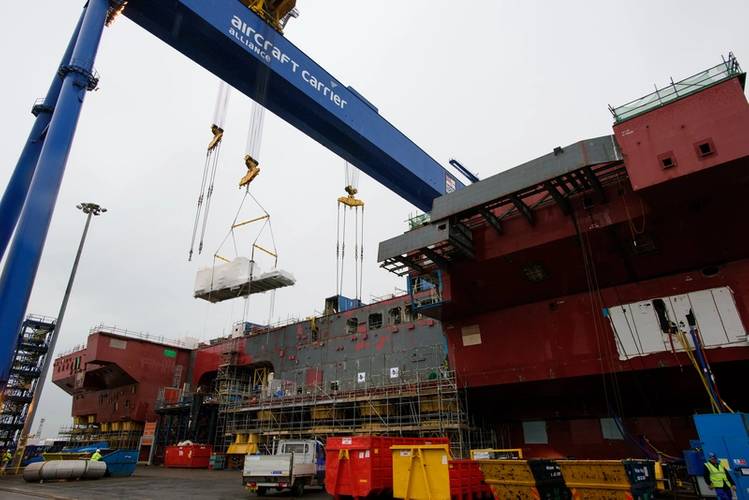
0,0,109,385
689,326,722,412
0,12,85,262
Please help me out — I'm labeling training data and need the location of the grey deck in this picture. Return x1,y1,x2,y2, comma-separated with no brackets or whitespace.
431,135,621,220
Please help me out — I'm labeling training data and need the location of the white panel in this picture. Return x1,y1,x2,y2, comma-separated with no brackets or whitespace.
712,287,747,342
607,286,747,360
522,421,548,444
109,338,127,350
461,325,482,347
688,290,731,346
608,306,641,360
628,301,667,355
600,418,624,440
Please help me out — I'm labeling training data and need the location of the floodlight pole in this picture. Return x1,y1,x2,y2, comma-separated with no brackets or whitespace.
13,203,107,467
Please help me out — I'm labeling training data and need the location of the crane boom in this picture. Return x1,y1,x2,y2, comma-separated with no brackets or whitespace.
122,0,462,211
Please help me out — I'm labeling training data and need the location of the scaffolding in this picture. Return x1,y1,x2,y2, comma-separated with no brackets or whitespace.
0,315,55,450
57,421,144,451
213,339,251,457
220,367,495,459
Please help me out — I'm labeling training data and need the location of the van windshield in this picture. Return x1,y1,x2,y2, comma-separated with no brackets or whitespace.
283,443,308,454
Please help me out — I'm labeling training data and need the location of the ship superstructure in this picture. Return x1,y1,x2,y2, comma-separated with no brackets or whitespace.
378,55,749,458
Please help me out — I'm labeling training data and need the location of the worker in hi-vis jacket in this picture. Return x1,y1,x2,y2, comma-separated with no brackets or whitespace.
90,449,103,462
703,452,736,499
1,449,12,472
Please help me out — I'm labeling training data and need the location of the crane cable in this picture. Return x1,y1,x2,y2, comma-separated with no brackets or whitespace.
189,81,231,261
335,162,364,300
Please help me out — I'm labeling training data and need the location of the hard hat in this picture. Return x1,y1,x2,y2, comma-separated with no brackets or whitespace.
708,452,717,459
96,449,100,452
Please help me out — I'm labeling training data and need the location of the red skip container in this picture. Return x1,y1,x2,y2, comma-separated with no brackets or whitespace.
326,436,449,499
449,459,492,500
164,444,212,469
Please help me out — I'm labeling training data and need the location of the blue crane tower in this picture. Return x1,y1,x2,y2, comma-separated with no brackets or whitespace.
0,0,463,387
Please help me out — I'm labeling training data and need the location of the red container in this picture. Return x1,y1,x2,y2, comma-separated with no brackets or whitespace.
449,459,490,500
164,444,212,469
326,436,449,499
163,388,180,404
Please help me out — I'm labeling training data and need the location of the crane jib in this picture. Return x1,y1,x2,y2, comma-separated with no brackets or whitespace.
229,17,349,110
123,0,463,210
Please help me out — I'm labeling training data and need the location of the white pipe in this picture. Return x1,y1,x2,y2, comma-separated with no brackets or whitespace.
23,460,106,482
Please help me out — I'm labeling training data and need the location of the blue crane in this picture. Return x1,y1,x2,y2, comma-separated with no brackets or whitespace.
0,0,463,386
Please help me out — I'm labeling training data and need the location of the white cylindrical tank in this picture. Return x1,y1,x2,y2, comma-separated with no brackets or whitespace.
23,460,107,482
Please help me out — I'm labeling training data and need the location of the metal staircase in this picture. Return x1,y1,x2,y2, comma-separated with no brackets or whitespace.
0,315,55,450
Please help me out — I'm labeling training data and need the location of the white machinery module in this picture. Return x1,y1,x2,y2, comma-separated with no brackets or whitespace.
194,257,295,303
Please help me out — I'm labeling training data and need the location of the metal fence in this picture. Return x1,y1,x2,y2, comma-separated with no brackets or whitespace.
610,52,743,123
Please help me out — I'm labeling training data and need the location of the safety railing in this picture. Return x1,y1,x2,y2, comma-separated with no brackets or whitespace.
55,344,86,359
610,53,743,123
88,324,199,349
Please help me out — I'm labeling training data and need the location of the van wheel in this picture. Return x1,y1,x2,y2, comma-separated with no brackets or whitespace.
256,487,267,497
292,480,305,497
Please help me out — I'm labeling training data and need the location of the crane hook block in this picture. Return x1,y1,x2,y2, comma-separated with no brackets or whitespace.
207,125,224,152
338,184,364,207
240,154,261,188
338,195,364,208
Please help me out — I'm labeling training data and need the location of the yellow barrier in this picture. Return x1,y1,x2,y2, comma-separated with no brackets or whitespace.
557,460,656,500
471,448,523,460
392,444,452,500
478,459,568,500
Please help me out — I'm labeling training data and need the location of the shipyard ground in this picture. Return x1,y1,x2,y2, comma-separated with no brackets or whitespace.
0,466,330,499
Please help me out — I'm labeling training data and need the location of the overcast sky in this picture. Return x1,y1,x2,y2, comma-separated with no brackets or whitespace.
1,1,747,438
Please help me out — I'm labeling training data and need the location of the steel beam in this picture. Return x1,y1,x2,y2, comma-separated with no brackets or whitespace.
430,136,621,220
0,0,109,385
584,166,607,203
544,181,571,215
479,208,504,234
422,248,450,271
511,195,536,226
0,12,85,262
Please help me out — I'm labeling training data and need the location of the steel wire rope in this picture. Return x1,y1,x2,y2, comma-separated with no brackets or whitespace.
338,206,348,297
572,208,644,455
582,217,628,421
359,206,365,301
189,148,213,261
190,81,231,260
577,210,665,456
198,140,223,255
354,205,359,300
335,204,341,295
